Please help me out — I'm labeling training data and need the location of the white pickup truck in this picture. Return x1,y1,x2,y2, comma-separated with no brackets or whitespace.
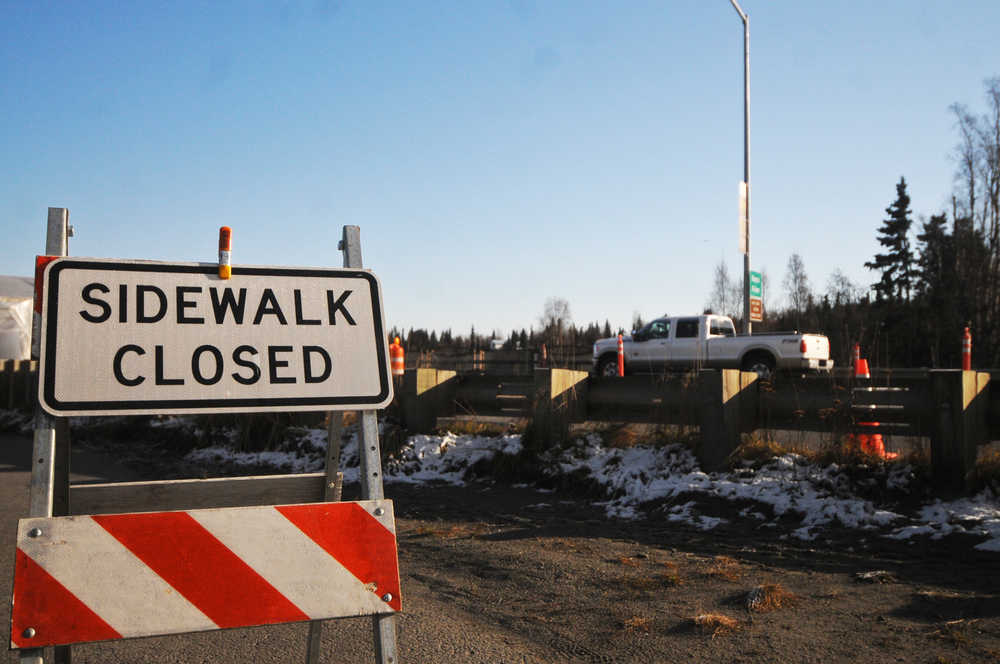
592,314,833,379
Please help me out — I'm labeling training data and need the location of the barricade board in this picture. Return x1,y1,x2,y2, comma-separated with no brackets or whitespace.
11,500,401,649
37,258,393,415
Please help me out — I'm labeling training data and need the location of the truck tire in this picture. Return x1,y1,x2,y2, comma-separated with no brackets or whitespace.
597,354,621,377
741,353,775,381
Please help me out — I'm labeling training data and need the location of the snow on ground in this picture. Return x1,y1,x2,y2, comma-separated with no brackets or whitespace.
181,426,1000,552
554,433,905,539
886,495,1000,551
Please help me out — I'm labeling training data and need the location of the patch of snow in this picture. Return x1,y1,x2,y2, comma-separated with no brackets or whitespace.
175,423,1000,551
886,493,1000,550
384,433,522,485
550,435,904,535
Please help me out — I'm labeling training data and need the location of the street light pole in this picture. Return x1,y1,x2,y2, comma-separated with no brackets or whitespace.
730,0,751,335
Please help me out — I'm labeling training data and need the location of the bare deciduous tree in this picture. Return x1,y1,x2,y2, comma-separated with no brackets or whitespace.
826,268,861,305
705,259,742,319
783,253,812,325
951,77,1000,364
540,297,571,334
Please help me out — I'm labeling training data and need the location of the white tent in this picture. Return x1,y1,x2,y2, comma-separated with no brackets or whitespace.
0,275,34,360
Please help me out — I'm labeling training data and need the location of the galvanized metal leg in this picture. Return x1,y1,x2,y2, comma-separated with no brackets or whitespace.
22,209,70,664
359,410,398,663
304,623,323,664
19,650,44,664
304,412,347,664
53,418,72,664
339,225,399,663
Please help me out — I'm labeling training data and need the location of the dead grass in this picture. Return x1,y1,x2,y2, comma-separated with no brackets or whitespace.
659,561,683,586
701,556,744,582
576,423,699,450
434,416,525,436
623,568,682,591
729,435,821,469
411,523,483,539
623,616,652,635
930,619,978,648
970,450,1000,493
621,560,683,590
746,583,798,613
691,613,740,637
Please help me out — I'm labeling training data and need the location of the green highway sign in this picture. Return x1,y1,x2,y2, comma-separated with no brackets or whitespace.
749,270,762,298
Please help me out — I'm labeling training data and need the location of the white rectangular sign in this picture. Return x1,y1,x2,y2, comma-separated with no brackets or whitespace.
38,258,393,415
738,181,749,255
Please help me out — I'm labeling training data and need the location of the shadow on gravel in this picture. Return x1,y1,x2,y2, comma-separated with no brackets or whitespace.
892,591,1000,621
0,433,32,473
381,481,1000,598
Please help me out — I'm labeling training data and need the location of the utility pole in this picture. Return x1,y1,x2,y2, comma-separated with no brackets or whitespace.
730,0,751,334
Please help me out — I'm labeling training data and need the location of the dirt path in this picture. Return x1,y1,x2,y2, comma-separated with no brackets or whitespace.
379,481,1000,663
4,431,999,663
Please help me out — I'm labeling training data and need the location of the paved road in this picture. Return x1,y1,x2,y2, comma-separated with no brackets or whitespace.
1,432,550,664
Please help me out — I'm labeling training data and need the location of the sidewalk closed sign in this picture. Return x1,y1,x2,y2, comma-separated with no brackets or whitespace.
38,259,393,415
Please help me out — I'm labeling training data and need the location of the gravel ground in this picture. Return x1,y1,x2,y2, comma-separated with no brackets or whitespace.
3,423,1000,663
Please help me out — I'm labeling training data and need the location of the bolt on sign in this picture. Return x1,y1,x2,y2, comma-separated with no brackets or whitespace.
11,501,401,649
37,258,393,415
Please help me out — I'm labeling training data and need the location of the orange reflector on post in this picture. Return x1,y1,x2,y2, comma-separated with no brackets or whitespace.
389,337,405,376
617,334,624,377
962,327,972,371
218,226,232,280
34,255,60,313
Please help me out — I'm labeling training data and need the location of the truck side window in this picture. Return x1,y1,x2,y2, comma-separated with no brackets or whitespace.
676,319,699,338
710,320,735,337
649,320,670,338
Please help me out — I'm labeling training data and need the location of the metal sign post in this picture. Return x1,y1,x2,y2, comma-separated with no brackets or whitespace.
339,226,400,664
23,208,70,664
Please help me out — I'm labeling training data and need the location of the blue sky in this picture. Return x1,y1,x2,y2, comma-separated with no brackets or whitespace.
2,1,998,337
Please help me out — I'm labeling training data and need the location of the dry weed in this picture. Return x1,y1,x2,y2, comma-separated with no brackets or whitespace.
930,619,978,648
412,523,481,539
660,561,682,586
702,555,744,582
970,450,1000,493
622,562,682,591
730,436,807,468
604,425,646,449
692,613,740,637
623,616,651,635
746,583,798,612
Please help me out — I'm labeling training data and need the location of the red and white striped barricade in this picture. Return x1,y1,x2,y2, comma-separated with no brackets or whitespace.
11,500,400,649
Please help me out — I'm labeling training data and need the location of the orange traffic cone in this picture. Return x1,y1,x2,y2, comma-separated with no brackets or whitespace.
855,358,870,380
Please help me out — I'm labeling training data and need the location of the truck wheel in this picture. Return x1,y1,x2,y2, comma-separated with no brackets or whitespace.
741,353,775,381
597,355,621,377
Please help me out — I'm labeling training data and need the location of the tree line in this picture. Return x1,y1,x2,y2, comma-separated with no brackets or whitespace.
391,78,1000,369
732,78,1000,368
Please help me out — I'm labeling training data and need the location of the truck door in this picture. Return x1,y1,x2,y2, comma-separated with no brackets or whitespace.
669,317,702,370
630,318,670,372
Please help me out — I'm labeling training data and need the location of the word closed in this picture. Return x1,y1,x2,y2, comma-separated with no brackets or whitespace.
39,259,392,415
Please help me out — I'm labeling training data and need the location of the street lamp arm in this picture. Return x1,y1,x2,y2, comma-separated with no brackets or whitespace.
729,0,748,23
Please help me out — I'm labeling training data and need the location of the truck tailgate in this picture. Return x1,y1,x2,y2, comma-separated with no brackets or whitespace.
801,334,829,360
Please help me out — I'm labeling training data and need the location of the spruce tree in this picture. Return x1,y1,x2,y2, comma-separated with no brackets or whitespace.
866,177,915,303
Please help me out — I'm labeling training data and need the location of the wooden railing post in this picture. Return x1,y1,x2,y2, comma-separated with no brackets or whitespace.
698,370,757,471
401,368,457,434
928,369,989,491
529,368,588,450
